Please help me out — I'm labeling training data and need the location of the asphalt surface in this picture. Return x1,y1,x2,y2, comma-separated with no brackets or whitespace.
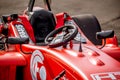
0,0,120,44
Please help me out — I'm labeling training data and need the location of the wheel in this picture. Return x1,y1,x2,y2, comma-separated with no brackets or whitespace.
45,25,78,48
72,14,102,45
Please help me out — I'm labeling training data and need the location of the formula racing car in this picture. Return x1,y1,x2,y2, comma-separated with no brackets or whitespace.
0,0,120,80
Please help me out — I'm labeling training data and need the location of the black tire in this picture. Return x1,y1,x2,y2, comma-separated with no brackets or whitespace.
72,14,102,45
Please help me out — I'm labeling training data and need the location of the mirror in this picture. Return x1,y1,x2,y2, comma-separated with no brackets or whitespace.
96,30,114,49
96,30,114,39
6,37,29,44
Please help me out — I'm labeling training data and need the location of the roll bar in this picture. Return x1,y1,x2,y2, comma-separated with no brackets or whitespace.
28,0,51,12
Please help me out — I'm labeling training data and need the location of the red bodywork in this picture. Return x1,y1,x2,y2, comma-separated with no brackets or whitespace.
0,7,120,80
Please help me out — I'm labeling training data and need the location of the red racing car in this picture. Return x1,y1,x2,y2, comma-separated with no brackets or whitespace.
0,0,120,80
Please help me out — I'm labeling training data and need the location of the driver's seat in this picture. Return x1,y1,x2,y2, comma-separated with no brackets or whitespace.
29,9,56,43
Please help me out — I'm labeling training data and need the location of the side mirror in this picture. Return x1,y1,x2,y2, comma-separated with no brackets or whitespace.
0,37,29,52
96,30,114,49
96,30,114,39
0,37,29,44
6,37,29,44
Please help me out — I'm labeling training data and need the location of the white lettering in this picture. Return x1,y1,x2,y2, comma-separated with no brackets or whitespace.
15,24,28,38
94,73,116,80
91,72,120,80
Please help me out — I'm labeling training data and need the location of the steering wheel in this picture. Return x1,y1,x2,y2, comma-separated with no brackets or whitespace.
45,25,78,48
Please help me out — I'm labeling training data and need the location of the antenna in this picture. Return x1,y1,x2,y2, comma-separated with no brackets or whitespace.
79,33,82,52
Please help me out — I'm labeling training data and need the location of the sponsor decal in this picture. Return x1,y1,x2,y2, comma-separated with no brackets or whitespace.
91,72,120,80
30,50,46,80
15,24,28,38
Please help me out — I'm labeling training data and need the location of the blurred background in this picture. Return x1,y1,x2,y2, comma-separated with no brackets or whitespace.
0,0,120,44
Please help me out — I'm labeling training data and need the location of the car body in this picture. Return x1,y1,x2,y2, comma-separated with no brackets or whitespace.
0,0,120,80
